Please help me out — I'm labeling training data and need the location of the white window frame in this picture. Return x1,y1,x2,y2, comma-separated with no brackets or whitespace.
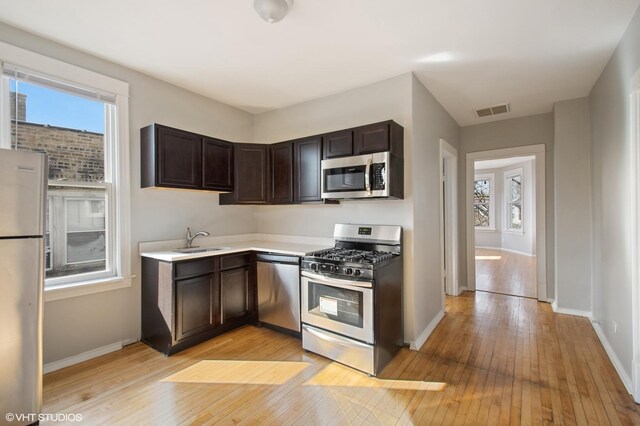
0,42,131,301
474,173,495,231
504,168,524,234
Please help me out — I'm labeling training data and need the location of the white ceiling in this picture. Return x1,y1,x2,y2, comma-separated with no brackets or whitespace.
475,156,535,171
0,0,637,126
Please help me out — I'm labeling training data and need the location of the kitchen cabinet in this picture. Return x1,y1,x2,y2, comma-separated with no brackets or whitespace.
354,120,404,157
221,266,250,322
322,129,353,159
294,136,323,202
220,252,254,322
141,253,256,356
175,272,218,342
269,141,294,204
202,137,234,191
141,124,234,192
220,144,269,204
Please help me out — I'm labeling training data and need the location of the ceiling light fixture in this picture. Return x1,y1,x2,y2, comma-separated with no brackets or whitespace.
253,0,293,24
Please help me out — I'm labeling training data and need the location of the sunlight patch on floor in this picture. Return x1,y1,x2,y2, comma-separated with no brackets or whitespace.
475,255,502,260
304,363,446,391
161,360,310,385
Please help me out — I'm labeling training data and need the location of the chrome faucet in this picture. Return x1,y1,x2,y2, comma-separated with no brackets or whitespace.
186,227,210,248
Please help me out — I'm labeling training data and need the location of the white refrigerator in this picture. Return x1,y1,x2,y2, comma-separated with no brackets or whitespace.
0,149,46,425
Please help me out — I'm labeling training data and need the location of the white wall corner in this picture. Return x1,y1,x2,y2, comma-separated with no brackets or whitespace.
591,321,633,395
633,360,640,403
43,341,123,374
410,310,445,350
551,300,593,318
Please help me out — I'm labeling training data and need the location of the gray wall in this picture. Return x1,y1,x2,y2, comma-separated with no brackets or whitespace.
0,23,258,363
589,4,640,379
459,114,555,297
553,97,592,312
410,75,460,339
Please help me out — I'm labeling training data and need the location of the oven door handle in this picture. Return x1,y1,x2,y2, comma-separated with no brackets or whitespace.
365,158,372,193
301,271,373,288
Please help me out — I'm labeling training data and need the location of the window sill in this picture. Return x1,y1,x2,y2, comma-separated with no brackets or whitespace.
475,227,497,232
44,275,133,302
504,229,524,235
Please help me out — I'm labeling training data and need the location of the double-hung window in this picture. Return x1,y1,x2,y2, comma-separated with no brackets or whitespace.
0,42,130,295
505,169,523,232
474,173,495,230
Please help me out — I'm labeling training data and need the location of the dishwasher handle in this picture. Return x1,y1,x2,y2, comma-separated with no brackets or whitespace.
255,253,300,265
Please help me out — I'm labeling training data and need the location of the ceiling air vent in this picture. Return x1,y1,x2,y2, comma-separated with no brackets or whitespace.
474,103,511,118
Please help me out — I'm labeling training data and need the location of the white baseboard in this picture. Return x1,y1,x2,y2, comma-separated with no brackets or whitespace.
591,321,633,394
551,300,593,319
410,310,445,351
44,341,123,374
475,246,536,257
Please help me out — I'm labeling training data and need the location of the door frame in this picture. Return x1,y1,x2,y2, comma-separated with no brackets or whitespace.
439,139,459,296
629,68,640,403
465,144,547,301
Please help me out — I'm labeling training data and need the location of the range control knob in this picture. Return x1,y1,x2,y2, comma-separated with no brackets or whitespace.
353,269,362,277
345,268,353,275
310,263,318,271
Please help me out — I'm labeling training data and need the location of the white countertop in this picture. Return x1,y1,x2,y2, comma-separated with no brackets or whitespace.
139,234,333,262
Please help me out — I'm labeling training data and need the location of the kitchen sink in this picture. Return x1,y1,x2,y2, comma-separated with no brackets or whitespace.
173,247,226,254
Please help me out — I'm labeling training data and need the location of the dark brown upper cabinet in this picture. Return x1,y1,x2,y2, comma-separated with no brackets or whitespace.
220,144,269,204
294,137,323,203
322,129,354,159
141,125,202,189
269,141,294,204
141,124,234,192
202,137,233,191
354,120,404,157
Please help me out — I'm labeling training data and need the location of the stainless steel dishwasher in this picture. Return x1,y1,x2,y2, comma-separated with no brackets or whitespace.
256,253,301,333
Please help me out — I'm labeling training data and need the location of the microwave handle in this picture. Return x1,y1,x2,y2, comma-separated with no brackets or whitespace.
365,158,372,193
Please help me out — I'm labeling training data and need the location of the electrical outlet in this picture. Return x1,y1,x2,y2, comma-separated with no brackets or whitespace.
613,321,618,333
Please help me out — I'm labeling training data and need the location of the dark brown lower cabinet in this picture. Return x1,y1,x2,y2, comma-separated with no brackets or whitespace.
221,266,250,322
175,273,218,342
141,253,256,356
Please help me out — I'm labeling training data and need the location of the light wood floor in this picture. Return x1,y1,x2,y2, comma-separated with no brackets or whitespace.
476,248,537,298
42,292,640,425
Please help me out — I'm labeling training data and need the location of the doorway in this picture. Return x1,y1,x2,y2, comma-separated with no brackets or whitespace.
440,139,458,299
474,156,537,298
466,145,547,301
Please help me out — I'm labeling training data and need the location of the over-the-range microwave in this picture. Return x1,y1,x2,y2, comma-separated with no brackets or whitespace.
321,151,404,200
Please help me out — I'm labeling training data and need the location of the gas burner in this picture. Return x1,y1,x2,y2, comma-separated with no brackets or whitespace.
308,248,395,264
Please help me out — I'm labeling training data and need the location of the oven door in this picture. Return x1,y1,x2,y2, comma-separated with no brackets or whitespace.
301,271,374,344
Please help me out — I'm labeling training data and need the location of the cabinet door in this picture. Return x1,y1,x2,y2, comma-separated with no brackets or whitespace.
221,266,250,323
235,144,269,204
269,141,293,204
354,122,390,155
294,137,322,202
202,137,233,191
175,273,217,342
156,126,202,189
322,130,353,159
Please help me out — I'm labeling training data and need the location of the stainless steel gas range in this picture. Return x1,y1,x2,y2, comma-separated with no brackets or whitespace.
301,224,403,376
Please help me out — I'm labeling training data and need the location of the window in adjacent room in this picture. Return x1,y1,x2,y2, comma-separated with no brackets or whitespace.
474,173,495,229
505,169,523,232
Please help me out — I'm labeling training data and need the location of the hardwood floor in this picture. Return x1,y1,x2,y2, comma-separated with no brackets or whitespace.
42,292,640,425
476,248,537,298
